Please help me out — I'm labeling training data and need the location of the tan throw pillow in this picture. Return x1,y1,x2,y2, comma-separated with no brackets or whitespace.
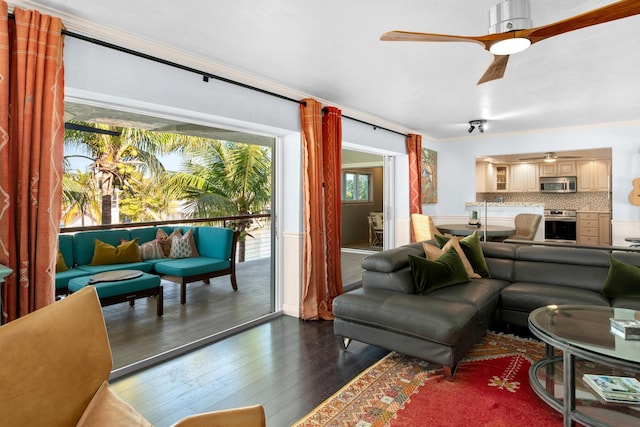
76,381,152,427
156,228,181,257
422,242,444,260
139,239,166,260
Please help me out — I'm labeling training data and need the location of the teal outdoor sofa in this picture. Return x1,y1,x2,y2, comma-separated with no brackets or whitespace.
56,226,239,305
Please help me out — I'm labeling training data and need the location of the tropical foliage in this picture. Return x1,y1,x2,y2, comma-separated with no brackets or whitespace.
168,140,272,261
64,123,184,224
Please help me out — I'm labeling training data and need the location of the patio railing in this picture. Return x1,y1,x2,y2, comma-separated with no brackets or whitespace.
60,213,272,263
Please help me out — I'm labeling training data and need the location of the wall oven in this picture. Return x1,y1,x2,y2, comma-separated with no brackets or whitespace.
544,209,577,243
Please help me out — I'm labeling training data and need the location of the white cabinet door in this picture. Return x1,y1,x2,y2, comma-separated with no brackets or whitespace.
510,163,538,192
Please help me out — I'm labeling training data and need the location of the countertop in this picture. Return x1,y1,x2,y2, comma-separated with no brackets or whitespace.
465,202,545,207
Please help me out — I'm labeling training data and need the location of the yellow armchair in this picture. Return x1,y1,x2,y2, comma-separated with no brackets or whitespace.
0,286,265,427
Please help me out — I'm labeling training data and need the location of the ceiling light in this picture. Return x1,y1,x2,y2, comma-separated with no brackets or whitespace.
543,152,557,163
488,0,532,55
468,120,487,134
489,37,531,55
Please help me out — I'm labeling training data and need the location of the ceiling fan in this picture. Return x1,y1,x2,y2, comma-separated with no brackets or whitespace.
380,0,640,84
518,152,581,162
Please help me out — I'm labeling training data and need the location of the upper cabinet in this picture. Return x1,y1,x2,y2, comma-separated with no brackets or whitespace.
495,165,508,192
539,161,576,177
577,159,611,192
510,163,539,192
475,162,493,192
476,163,506,192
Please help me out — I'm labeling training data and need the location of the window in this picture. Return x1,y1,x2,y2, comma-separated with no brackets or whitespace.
342,171,372,202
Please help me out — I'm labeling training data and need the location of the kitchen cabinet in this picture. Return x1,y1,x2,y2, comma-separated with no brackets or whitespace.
510,163,539,192
577,212,611,246
539,161,576,177
476,162,507,192
577,160,611,192
495,165,508,192
475,162,494,192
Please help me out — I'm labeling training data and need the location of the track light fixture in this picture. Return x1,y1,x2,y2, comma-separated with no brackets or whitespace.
468,120,487,134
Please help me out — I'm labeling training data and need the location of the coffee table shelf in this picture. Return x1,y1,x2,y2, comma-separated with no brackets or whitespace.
529,305,640,427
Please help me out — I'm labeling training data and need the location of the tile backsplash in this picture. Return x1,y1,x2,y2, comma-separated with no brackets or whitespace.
477,192,611,211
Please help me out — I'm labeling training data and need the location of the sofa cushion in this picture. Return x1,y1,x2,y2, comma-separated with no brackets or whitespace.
409,249,470,295
196,226,234,259
332,288,478,347
58,234,75,269
428,278,509,320
153,256,230,277
76,381,151,427
156,228,183,257
77,262,153,275
55,268,91,290
90,238,141,266
602,257,640,298
500,282,610,313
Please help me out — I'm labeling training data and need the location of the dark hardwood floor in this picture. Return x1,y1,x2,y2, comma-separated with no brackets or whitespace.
110,316,388,427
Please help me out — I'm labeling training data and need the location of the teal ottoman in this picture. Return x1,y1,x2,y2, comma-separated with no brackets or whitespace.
68,270,163,316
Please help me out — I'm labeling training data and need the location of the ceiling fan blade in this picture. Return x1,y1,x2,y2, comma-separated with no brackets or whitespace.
520,0,640,45
380,30,503,50
477,55,509,85
518,156,543,161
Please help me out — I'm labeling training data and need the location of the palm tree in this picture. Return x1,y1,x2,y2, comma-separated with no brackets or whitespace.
64,123,183,224
118,173,181,222
61,170,101,226
168,139,272,261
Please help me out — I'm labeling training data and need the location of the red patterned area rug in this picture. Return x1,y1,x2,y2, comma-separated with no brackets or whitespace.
293,332,563,427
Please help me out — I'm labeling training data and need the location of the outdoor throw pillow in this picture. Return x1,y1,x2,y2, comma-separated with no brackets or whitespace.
55,250,69,272
602,257,640,298
169,229,199,259
156,228,181,257
90,238,141,265
434,231,491,278
139,239,166,260
409,248,470,295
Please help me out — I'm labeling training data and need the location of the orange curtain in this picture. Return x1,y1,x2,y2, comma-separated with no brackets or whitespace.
300,99,343,320
407,133,423,242
0,3,65,322
322,106,343,312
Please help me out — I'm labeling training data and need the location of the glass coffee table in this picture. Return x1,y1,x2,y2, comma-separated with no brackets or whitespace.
529,305,640,427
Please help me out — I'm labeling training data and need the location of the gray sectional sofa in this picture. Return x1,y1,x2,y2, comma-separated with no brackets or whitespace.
333,241,640,378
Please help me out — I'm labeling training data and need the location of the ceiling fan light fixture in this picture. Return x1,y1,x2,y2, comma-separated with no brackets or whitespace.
543,152,557,163
489,37,531,55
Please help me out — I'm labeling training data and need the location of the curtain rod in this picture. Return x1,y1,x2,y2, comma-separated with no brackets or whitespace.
8,13,407,138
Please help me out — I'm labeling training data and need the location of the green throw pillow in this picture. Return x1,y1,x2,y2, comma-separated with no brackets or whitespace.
434,231,491,278
602,257,640,298
409,248,470,296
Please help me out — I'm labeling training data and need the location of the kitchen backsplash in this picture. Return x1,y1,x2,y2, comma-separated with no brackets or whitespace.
476,191,611,211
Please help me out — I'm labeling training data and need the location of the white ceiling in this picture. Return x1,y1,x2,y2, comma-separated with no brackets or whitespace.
11,0,640,140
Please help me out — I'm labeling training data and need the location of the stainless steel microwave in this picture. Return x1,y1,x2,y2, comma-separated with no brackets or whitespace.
539,176,577,193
